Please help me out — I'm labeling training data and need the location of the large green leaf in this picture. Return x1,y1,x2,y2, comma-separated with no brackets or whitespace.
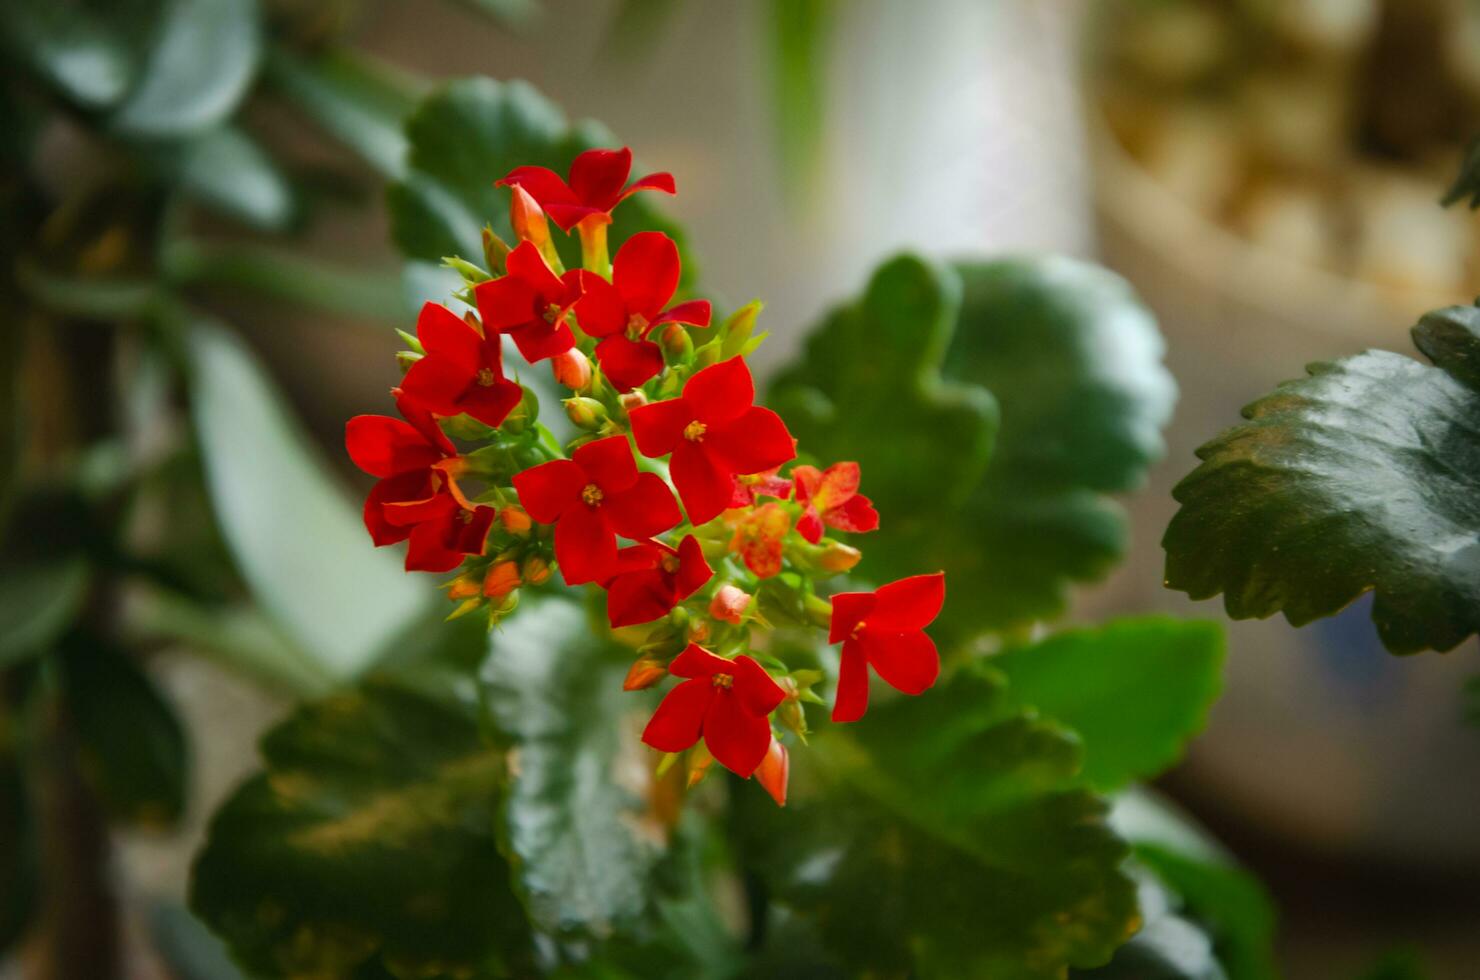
111,0,261,136
737,662,1137,979
1074,871,1226,980
190,675,534,978
185,320,430,679
1164,303,1480,654
387,77,693,282
772,254,1172,641
0,0,134,107
991,617,1224,793
480,597,664,941
61,638,187,827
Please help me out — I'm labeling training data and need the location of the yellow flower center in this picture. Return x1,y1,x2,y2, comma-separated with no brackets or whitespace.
851,620,866,638
660,553,680,574
476,367,497,387
543,305,559,324
626,312,649,339
712,673,734,689
581,483,604,507
683,420,707,442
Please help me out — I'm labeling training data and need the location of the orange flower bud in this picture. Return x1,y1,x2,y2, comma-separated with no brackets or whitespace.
482,560,521,598
708,584,752,625
688,619,710,645
501,507,533,535
623,657,667,691
521,554,551,586
510,185,552,252
551,349,592,391
818,541,862,573
659,322,693,361
446,572,482,601
754,737,788,806
686,742,715,789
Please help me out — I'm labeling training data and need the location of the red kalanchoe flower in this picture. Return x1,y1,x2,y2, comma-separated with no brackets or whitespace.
729,466,793,508
629,358,796,525
575,232,711,391
512,435,681,585
603,534,713,628
793,462,879,544
728,502,791,578
472,242,582,363
498,147,675,232
399,302,524,428
829,572,946,723
346,391,492,571
642,644,786,777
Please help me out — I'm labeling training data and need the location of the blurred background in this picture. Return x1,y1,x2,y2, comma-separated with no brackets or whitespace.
6,0,1480,976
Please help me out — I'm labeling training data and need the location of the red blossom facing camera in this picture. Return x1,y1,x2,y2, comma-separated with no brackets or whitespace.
604,535,713,628
473,242,582,363
642,645,786,777
499,147,675,232
400,302,524,428
794,462,879,544
629,358,795,525
829,573,946,723
512,435,680,585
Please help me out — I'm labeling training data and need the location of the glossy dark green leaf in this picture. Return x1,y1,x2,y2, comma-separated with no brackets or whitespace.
111,0,261,136
1164,305,1480,655
480,598,664,939
738,662,1137,979
0,0,135,107
61,639,187,826
265,46,422,178
773,254,1172,641
185,320,431,679
387,77,693,283
0,557,90,669
190,676,534,978
991,617,1224,793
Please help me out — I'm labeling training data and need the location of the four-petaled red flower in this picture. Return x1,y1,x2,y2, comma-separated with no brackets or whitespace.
499,147,675,232
603,534,713,628
345,393,495,572
576,232,711,391
793,462,879,544
400,301,524,428
472,242,582,363
642,645,786,777
629,358,795,525
512,435,680,585
829,573,946,723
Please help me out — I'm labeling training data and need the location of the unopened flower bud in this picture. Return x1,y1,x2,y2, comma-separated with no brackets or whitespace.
488,589,519,618
659,322,693,361
623,657,668,691
692,341,722,370
520,554,551,586
501,507,532,536
754,738,788,806
509,186,559,270
564,396,607,431
708,584,752,625
550,349,592,391
482,225,511,273
818,540,862,573
446,571,483,601
482,560,521,598
686,742,715,789
619,389,648,414
688,619,710,645
396,350,423,373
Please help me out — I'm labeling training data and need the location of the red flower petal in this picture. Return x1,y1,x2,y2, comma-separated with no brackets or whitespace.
399,356,468,419
544,203,603,232
816,462,861,506
605,567,675,628
506,242,567,300
457,376,524,429
674,535,713,599
641,677,712,752
383,490,457,527
861,629,939,696
512,458,585,523
670,442,734,526
705,406,795,475
498,165,578,206
403,514,467,573
572,435,639,493
613,232,680,320
629,397,694,457
621,171,677,198
473,274,540,333
507,320,575,363
684,357,754,425
669,643,729,678
730,655,786,717
796,509,824,545
651,299,711,329
573,272,627,338
362,472,430,546
828,494,879,534
869,573,946,632
831,642,871,723
603,472,681,540
828,591,876,644
594,336,664,392
451,505,497,556
416,302,481,372
791,465,822,506
555,504,616,585
345,416,443,478
704,690,772,777
568,148,632,210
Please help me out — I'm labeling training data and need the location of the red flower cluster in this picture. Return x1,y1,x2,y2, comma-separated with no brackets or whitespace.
347,147,945,808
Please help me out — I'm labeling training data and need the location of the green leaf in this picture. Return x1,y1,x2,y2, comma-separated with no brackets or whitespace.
60,639,187,826
772,254,1172,641
479,597,662,939
738,662,1137,979
388,77,694,284
1164,303,1480,654
1073,871,1225,980
264,46,422,178
185,319,431,679
991,617,1225,793
111,0,261,136
168,126,294,230
1111,789,1278,980
190,676,534,978
0,0,134,107
0,557,90,669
